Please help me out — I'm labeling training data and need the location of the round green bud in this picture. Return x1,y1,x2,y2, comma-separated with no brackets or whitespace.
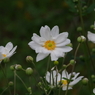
8,81,14,86
54,61,59,65
15,64,22,70
26,56,33,63
91,75,95,79
10,65,15,71
63,65,67,69
90,25,94,29
77,27,82,32
3,58,10,63
77,36,86,43
67,43,73,47
38,82,42,86
27,87,32,94
70,59,76,65
82,78,89,85
26,67,33,75
92,48,95,53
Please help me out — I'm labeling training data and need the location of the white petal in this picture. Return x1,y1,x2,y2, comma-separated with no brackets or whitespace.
70,76,83,86
51,26,59,37
50,52,58,61
56,39,70,47
32,33,45,45
62,70,69,79
62,86,72,91
5,42,13,52
28,41,41,50
87,31,95,43
71,72,80,80
0,46,4,52
93,88,95,94
36,53,49,62
54,32,68,43
40,25,51,40
7,46,17,58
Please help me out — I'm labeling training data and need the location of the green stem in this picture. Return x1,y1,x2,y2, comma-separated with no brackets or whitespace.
0,86,9,95
14,70,16,95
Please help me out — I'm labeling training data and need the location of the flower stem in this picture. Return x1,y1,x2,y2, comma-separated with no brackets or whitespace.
14,70,16,95
0,86,9,95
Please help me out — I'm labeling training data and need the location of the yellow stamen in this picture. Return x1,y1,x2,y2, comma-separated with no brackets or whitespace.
2,54,7,57
43,40,56,50
59,80,68,86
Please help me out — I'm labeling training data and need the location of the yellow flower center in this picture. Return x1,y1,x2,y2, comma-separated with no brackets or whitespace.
43,40,56,50
2,54,7,57
60,80,68,85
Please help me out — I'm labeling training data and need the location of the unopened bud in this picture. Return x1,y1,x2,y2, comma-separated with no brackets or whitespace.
54,61,59,65
38,82,42,86
90,25,94,29
70,59,76,65
10,65,15,71
3,58,10,63
8,81,14,86
92,48,95,53
82,78,88,85
27,87,32,94
26,67,33,75
63,65,67,69
77,36,86,42
91,75,95,83
15,64,22,70
67,43,73,47
77,27,82,32
79,55,85,61
26,56,33,63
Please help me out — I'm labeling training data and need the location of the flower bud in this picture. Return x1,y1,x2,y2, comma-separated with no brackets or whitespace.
63,65,67,69
3,58,10,63
26,56,33,63
38,82,42,86
10,65,15,71
27,87,32,94
91,75,95,83
67,43,73,47
15,64,22,70
54,61,59,65
90,25,94,29
8,81,14,86
79,55,85,62
77,27,82,32
92,48,95,53
77,36,86,43
70,59,76,65
82,78,88,85
26,67,33,75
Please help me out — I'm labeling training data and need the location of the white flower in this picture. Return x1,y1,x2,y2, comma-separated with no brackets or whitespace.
93,88,95,94
0,42,17,63
45,70,83,91
87,31,95,43
28,25,72,62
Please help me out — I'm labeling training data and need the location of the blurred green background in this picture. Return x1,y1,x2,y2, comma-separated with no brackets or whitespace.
0,0,95,95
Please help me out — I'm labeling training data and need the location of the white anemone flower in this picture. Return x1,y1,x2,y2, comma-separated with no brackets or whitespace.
0,42,17,63
87,31,95,43
28,25,72,62
93,88,95,94
45,70,83,91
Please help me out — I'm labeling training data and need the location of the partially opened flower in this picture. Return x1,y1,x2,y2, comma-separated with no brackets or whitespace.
0,42,17,63
28,25,72,62
87,31,95,43
45,70,83,91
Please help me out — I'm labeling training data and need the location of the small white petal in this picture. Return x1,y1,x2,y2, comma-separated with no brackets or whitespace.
5,42,13,52
36,53,49,62
62,70,69,78
7,46,17,58
40,25,51,40
54,32,68,43
70,76,83,86
87,31,95,43
56,39,70,47
51,26,59,37
62,86,72,91
50,52,58,61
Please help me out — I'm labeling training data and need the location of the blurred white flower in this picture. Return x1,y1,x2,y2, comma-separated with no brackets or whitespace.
87,31,95,43
45,70,83,91
93,88,95,94
28,25,72,62
0,42,17,63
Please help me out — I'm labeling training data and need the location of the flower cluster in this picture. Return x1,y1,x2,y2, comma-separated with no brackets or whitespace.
45,69,83,90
